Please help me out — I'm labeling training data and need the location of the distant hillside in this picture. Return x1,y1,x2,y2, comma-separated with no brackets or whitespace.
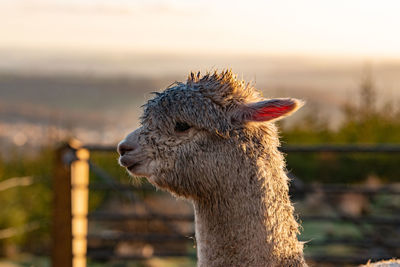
0,52,399,148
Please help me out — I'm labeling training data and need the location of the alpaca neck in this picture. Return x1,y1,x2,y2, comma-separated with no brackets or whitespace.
193,159,307,267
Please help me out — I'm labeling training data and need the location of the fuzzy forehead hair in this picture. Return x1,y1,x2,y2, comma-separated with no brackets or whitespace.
140,70,260,135
186,70,263,106
141,70,302,136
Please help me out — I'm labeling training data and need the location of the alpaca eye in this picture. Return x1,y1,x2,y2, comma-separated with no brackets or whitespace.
175,122,191,132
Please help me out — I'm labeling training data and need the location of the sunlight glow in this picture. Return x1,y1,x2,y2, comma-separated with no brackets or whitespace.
1,0,400,58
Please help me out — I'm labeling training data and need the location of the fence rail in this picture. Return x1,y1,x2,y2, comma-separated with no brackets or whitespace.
82,182,400,194
85,213,400,225
84,144,400,153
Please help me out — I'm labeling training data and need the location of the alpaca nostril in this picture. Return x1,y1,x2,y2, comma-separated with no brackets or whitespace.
117,142,134,156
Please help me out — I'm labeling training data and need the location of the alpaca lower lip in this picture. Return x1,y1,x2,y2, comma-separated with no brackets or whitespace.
127,162,140,171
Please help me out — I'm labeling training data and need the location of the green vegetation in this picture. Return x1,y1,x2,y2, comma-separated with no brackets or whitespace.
0,148,53,258
282,70,400,144
282,71,400,183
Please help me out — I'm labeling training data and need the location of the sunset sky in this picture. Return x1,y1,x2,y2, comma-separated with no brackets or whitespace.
1,0,400,58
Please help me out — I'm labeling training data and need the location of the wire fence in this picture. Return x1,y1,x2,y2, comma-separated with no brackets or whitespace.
64,144,400,265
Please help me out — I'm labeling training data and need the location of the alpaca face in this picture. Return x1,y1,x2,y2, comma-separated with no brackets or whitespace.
118,71,303,198
119,84,235,197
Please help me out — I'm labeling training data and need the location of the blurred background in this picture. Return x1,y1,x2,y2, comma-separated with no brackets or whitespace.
0,0,399,266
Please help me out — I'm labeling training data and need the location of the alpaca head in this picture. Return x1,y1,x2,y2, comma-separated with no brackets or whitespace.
118,70,303,199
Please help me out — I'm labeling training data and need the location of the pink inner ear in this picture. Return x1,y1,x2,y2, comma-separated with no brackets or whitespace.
251,102,296,121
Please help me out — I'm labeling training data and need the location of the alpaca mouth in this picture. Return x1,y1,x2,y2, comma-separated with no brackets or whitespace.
127,162,141,172
118,156,141,170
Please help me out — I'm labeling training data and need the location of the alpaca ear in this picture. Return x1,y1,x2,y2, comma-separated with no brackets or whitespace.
236,98,304,123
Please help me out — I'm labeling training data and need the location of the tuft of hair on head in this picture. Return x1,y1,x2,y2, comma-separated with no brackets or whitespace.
186,69,262,106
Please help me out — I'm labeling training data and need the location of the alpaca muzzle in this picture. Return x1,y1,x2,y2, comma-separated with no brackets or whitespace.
117,127,150,176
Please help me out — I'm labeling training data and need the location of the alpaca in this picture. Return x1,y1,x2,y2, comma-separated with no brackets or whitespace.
117,70,399,266
118,70,306,266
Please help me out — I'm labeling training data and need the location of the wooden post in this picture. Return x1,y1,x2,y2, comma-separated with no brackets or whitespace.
70,144,89,267
52,143,74,267
52,140,89,267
